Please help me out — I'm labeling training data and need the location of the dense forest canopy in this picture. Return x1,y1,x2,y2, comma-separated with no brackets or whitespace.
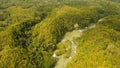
0,0,120,68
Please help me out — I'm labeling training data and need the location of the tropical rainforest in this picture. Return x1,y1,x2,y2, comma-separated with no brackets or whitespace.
0,0,120,68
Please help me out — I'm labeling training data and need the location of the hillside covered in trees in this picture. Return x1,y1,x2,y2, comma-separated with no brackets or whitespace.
0,0,120,68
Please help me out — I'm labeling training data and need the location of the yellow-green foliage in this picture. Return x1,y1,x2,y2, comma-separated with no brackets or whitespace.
0,4,55,68
0,30,13,48
6,6,37,24
99,15,120,31
0,46,35,68
57,41,71,49
63,50,71,58
67,24,120,68
0,0,120,68
56,40,71,57
0,45,55,68
32,5,103,50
